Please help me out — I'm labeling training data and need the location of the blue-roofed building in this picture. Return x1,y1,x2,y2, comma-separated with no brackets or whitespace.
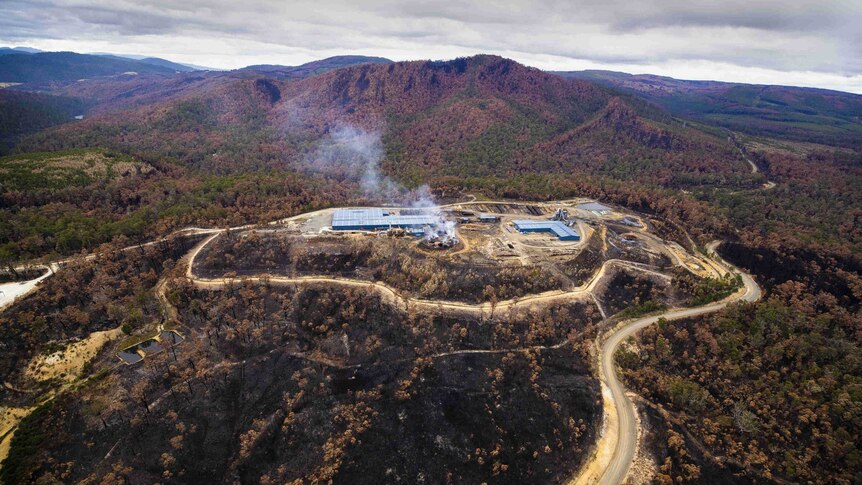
332,208,440,232
512,220,580,241
478,214,499,222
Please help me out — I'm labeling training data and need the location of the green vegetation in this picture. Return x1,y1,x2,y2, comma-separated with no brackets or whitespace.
562,71,862,148
697,146,862,253
666,377,711,413
1,401,53,485
619,298,862,483
0,54,859,483
686,274,742,306
0,148,138,191
617,300,667,319
0,148,351,261
153,98,217,132
0,91,90,155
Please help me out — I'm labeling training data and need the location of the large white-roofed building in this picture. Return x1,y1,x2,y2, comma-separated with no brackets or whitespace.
331,208,439,232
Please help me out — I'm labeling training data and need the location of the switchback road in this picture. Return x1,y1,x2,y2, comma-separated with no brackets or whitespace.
574,251,761,485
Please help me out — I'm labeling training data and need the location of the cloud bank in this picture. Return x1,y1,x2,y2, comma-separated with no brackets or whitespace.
1,0,861,92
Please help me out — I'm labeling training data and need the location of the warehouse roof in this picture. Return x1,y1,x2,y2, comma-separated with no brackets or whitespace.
332,208,440,229
512,220,580,240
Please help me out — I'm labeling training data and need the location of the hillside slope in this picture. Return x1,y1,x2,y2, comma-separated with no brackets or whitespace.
0,91,90,154
0,52,182,82
558,70,862,148
20,55,754,188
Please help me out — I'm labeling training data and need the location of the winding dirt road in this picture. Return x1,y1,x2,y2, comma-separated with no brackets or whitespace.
727,130,776,191
0,227,221,312
185,231,675,317
185,226,763,485
575,253,761,485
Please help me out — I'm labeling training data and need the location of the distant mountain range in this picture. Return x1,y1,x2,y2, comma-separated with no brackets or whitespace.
0,48,393,85
242,55,392,78
0,51,400,149
0,46,43,55
3,45,857,149
92,54,201,73
17,54,753,188
0,51,190,83
558,70,862,147
2,48,860,156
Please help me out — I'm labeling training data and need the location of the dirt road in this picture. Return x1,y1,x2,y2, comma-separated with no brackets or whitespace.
185,231,673,317
181,227,765,485
0,266,54,311
727,130,776,191
575,259,761,485
1,228,221,313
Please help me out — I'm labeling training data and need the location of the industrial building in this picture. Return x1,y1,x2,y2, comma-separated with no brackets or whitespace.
478,214,499,222
331,208,440,232
512,220,580,241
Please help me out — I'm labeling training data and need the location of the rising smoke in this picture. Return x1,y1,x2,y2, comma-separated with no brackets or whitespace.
407,185,457,241
310,124,455,240
309,124,401,199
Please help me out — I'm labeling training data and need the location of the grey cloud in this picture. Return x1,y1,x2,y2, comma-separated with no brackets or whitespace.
0,0,254,38
570,0,858,33
1,0,860,79
380,0,860,34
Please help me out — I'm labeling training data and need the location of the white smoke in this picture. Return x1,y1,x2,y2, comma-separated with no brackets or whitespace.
311,124,454,239
309,124,401,199
408,185,457,241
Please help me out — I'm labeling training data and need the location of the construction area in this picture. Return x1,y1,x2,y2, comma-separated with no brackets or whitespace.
265,197,724,281
330,207,463,248
301,200,617,261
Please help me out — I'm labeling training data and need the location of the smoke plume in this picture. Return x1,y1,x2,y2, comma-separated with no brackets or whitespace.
309,124,401,199
310,124,454,237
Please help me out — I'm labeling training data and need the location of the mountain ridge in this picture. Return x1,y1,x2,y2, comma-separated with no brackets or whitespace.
242,55,393,78
16,55,754,188
557,69,862,147
0,51,181,83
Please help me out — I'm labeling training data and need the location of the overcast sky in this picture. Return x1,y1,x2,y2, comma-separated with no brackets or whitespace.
2,0,861,93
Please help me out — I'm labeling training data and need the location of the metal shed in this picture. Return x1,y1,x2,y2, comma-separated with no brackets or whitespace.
332,208,440,232
512,220,580,241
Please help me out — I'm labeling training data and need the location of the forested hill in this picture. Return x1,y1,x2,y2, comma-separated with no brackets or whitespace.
0,52,185,83
20,55,754,188
558,70,862,148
